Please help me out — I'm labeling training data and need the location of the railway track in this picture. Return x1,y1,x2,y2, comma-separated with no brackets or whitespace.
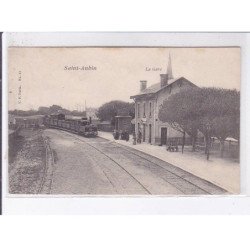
56,129,228,195
62,131,152,194
108,141,228,195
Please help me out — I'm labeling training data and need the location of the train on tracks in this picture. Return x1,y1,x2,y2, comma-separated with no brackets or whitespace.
43,113,98,137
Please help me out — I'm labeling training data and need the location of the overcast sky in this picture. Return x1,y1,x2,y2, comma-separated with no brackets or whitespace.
8,47,240,111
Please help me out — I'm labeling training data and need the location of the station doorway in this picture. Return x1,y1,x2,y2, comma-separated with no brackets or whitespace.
161,127,167,145
149,124,152,144
143,124,146,142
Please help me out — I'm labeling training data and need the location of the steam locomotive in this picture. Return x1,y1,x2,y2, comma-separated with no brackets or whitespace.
43,113,98,137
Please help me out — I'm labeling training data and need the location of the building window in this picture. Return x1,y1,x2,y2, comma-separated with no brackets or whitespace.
149,102,152,117
143,102,146,117
137,103,140,117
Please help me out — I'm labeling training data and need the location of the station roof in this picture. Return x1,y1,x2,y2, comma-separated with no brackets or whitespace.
130,78,182,98
130,77,196,99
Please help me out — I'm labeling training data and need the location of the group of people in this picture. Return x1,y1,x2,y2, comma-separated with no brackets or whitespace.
113,129,143,144
133,130,142,144
113,130,129,141
132,130,142,144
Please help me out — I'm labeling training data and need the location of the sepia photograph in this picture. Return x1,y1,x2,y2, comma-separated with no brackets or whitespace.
8,47,240,195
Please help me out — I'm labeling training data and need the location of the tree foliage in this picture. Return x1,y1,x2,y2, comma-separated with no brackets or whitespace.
159,88,200,150
97,100,135,125
159,87,240,157
9,105,84,116
9,102,135,123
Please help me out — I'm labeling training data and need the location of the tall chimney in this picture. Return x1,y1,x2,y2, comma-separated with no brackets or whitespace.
160,74,168,88
140,80,147,92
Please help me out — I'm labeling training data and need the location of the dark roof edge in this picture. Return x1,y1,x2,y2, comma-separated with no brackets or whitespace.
130,93,149,99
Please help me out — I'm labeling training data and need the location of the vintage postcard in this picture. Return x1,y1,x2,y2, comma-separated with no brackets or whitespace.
8,47,240,195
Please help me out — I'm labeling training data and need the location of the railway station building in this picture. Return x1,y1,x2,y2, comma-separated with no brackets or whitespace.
130,55,197,145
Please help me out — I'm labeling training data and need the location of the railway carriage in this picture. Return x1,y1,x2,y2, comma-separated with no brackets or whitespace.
44,113,98,137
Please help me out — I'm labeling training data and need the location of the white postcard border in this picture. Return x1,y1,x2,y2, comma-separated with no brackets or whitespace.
2,32,250,214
